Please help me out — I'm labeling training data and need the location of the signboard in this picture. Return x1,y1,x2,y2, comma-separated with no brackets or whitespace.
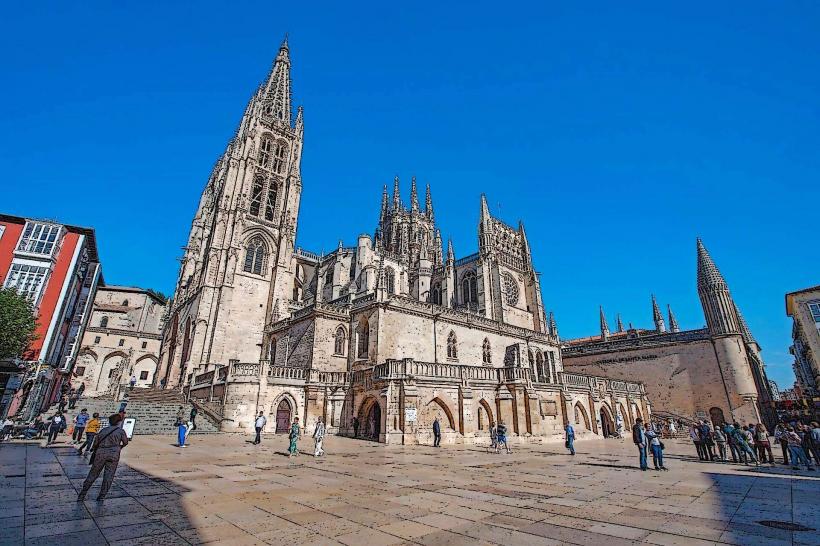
404,408,417,422
122,418,136,439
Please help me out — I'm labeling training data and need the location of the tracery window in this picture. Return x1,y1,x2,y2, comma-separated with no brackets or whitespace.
357,321,369,358
272,142,287,174
431,283,442,305
325,268,333,286
243,236,266,275
264,182,278,222
461,271,477,304
258,137,273,168
334,326,346,355
482,338,492,365
385,267,396,295
502,272,519,306
535,351,545,381
447,331,458,359
249,178,264,217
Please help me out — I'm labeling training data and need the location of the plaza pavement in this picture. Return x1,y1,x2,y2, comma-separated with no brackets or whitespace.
0,433,818,546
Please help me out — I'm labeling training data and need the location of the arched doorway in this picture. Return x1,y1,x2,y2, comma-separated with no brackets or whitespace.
275,399,292,433
364,402,381,440
574,402,590,430
478,399,494,431
600,405,615,438
709,407,726,427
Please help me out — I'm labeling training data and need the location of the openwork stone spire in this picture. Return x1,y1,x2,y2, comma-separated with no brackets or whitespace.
425,184,433,220
652,294,667,333
392,176,401,210
260,36,292,124
734,302,757,345
696,238,740,336
548,311,558,338
600,305,610,340
616,313,625,333
668,304,680,333
410,177,419,212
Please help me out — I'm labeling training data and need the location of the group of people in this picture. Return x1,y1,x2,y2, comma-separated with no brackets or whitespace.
632,418,669,471
688,419,819,471
252,412,326,457
57,383,85,412
488,420,512,454
175,406,197,448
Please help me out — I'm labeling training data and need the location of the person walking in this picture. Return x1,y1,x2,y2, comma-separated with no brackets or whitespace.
489,423,498,453
433,417,441,448
496,420,511,454
690,424,704,461
352,416,359,438
774,423,790,465
46,412,64,445
713,425,727,461
175,406,185,425
786,426,815,471
77,413,129,501
190,406,198,431
288,417,301,457
177,419,188,448
668,419,677,436
754,423,775,466
253,412,266,445
808,422,820,465
129,375,137,389
313,417,325,457
565,422,576,456
78,413,101,455
700,421,716,461
58,396,68,413
633,418,648,470
645,422,667,470
733,424,759,466
799,424,817,466
72,409,90,444
68,389,78,410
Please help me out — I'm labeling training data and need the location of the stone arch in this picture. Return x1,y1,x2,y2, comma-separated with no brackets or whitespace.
357,395,383,441
632,402,643,422
426,397,456,430
599,402,616,437
618,402,629,427
271,391,299,433
334,325,346,355
132,354,158,386
574,401,590,430
477,398,495,431
98,351,128,391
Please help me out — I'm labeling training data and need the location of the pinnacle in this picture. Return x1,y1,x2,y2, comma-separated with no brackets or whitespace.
696,238,727,290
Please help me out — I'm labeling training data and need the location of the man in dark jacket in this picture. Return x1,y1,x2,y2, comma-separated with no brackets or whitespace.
433,417,441,447
77,414,129,501
633,418,648,470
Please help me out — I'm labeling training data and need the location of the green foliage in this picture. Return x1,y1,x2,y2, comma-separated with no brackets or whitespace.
146,289,169,304
0,288,38,360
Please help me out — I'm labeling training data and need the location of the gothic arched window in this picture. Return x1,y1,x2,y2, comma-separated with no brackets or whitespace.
249,177,264,217
325,267,333,286
100,316,109,328
264,182,278,222
482,338,492,365
385,267,396,295
528,349,534,367
462,271,478,304
272,142,287,174
243,236,266,275
258,137,273,169
357,321,369,358
431,283,442,306
535,351,544,381
447,331,458,359
334,326,346,355
122,299,129,306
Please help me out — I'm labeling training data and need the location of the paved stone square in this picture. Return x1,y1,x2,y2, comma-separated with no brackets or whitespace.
1,434,818,545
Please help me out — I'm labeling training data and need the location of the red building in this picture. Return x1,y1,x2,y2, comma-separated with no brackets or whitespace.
0,214,101,420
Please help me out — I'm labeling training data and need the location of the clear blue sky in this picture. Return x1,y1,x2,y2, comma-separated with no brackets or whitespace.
2,3,818,388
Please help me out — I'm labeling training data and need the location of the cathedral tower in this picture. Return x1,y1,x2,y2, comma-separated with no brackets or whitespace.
696,238,761,423
157,38,305,389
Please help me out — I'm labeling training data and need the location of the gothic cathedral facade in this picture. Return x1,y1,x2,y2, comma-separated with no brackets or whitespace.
157,40,650,444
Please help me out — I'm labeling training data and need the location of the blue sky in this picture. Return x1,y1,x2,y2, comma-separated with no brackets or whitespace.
2,3,818,388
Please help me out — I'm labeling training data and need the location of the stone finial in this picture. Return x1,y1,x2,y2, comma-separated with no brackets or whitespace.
600,305,610,340
667,304,680,333
652,294,667,333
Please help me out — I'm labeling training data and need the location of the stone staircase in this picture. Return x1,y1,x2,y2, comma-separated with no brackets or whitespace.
60,388,223,435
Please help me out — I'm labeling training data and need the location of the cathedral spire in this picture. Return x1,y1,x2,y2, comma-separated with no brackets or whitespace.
392,176,401,210
379,184,388,223
734,302,757,346
425,184,434,220
548,311,558,339
447,238,455,264
696,238,741,336
480,193,491,224
260,35,293,125
410,177,419,212
600,305,610,340
668,304,680,333
434,229,443,264
616,313,625,333
652,294,667,333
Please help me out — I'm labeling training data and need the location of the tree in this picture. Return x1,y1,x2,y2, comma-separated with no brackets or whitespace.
0,288,38,361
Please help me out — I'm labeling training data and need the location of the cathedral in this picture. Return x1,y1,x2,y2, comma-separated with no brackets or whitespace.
562,240,776,429
156,39,651,443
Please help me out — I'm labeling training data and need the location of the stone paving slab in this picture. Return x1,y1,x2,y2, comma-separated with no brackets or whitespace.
0,434,818,545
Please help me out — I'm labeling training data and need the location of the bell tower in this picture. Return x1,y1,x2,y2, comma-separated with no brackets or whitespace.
157,37,305,389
